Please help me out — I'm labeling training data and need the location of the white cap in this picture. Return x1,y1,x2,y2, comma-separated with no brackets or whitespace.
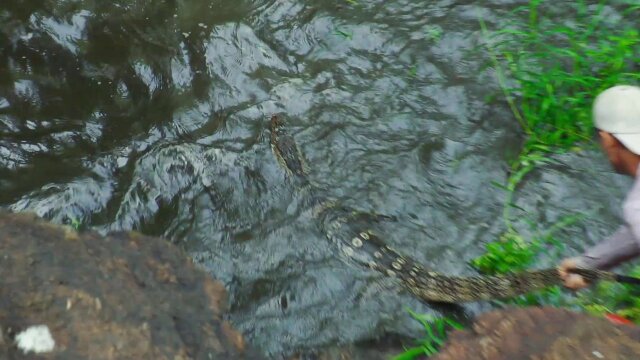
593,85,640,155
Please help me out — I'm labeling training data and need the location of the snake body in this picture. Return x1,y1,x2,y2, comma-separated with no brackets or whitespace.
269,115,614,303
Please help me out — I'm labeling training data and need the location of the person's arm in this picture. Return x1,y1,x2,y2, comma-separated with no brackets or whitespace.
559,225,640,290
577,176,640,270
578,225,640,270
560,175,640,289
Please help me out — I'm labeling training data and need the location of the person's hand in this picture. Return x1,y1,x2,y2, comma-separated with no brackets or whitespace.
558,257,590,290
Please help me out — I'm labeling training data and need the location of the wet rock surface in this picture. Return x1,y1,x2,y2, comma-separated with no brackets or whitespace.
434,306,640,360
0,211,257,359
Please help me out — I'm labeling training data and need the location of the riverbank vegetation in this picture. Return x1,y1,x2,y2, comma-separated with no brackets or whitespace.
475,0,640,316
398,1,640,358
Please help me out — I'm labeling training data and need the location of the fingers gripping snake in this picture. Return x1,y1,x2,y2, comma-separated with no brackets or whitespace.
269,115,613,303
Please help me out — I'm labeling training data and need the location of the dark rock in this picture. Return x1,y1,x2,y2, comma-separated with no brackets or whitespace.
0,211,259,359
434,306,640,360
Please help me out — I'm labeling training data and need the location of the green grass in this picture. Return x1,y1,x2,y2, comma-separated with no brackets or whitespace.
393,310,463,360
571,263,640,323
67,216,83,231
333,28,353,40
471,213,583,307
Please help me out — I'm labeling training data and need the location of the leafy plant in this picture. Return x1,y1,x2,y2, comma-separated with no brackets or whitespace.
573,264,640,323
473,213,582,275
472,230,540,274
67,216,83,231
393,309,464,359
407,65,418,79
472,214,583,306
424,25,443,42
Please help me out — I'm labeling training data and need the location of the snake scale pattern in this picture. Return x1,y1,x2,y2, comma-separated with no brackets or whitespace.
269,115,614,303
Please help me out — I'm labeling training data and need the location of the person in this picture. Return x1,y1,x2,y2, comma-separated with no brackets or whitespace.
559,84,640,289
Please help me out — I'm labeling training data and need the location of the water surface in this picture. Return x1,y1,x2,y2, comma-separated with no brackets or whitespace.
0,0,631,357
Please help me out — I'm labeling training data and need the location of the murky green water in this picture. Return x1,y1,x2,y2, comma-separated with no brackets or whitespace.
0,0,632,357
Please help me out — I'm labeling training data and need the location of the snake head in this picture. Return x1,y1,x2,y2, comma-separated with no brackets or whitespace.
270,114,283,132
270,114,288,139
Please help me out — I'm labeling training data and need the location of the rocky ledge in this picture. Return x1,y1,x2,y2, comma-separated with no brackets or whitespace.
0,211,257,359
434,306,640,360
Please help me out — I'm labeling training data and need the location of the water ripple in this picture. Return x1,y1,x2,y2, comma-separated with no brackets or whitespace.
0,0,632,357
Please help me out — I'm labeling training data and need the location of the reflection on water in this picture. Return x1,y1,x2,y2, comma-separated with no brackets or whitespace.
0,0,630,357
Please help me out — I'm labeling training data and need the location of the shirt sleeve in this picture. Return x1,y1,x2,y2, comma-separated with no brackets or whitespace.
579,171,640,269
579,225,640,270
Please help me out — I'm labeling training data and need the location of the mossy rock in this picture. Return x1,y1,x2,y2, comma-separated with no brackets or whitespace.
0,211,260,359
